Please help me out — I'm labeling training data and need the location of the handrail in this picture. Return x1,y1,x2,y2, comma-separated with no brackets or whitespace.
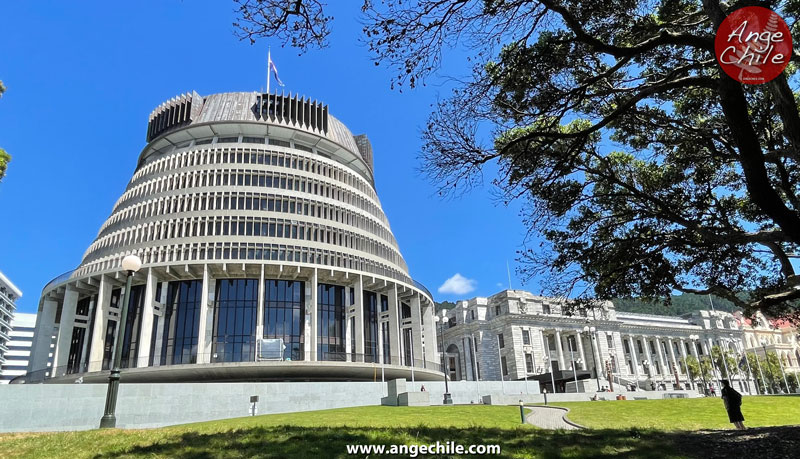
41,268,77,293
413,280,434,301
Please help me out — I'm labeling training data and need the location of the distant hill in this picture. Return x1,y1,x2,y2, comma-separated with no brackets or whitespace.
612,293,737,316
434,301,456,313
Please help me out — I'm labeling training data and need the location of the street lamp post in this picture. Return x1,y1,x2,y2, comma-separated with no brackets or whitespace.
753,347,769,394
433,314,453,405
583,325,601,391
99,255,142,429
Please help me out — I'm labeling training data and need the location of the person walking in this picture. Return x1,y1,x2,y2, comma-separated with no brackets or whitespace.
721,380,746,430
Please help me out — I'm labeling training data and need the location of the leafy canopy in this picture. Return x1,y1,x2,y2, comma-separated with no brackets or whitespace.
234,1,800,320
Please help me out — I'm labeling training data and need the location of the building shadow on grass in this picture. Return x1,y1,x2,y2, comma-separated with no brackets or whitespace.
91,425,697,458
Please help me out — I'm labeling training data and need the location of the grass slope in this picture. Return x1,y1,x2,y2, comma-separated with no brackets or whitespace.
0,405,684,459
556,395,800,430
1,399,798,458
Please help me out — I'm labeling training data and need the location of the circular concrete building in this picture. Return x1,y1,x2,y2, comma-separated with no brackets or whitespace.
29,91,440,383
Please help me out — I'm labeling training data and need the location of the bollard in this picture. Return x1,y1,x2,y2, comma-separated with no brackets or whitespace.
543,388,548,405
519,400,525,424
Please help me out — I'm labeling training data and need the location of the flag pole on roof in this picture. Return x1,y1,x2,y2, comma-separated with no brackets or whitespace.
267,47,285,95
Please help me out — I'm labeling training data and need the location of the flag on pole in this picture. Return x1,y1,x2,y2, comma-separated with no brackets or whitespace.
269,55,285,87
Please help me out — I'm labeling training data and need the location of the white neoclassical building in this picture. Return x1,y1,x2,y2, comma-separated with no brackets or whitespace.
440,290,758,394
28,91,440,383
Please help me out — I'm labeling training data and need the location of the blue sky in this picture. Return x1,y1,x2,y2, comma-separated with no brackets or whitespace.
0,1,539,313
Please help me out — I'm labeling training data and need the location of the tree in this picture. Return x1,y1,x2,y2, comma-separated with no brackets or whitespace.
0,80,8,184
711,345,740,379
233,1,800,319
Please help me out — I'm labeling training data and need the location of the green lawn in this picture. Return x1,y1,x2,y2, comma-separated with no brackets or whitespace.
0,406,683,459
1,400,798,458
555,395,800,430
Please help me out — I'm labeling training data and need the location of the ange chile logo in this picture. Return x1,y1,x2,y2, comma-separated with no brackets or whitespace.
714,6,793,85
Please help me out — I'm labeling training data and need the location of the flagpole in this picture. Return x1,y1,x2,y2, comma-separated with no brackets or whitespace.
267,47,271,95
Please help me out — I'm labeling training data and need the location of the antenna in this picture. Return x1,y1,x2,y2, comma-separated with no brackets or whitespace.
506,260,513,291
708,294,716,312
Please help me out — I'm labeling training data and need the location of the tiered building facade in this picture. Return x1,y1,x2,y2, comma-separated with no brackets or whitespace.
29,91,439,383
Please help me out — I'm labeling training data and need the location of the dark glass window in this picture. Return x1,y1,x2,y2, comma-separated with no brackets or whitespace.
263,280,304,361
82,295,97,367
381,321,390,364
403,328,413,366
495,305,501,316
76,297,90,316
158,280,202,365
542,303,551,314
212,279,258,363
66,327,86,374
637,340,643,354
102,320,117,371
401,303,411,319
522,329,531,345
498,333,505,349
380,294,388,312
363,291,378,363
501,356,508,376
525,353,534,373
317,283,346,360
120,284,146,369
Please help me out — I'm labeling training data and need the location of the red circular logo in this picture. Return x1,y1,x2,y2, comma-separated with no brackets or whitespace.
714,7,792,85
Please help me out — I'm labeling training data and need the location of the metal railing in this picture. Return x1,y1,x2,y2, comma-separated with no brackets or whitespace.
413,280,434,301
42,269,77,293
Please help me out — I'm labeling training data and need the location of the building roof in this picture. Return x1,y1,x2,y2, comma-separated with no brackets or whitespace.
0,270,22,298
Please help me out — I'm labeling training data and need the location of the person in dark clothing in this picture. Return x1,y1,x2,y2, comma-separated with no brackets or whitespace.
720,380,745,430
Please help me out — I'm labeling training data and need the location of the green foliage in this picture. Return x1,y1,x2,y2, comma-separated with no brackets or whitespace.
0,80,8,183
435,300,456,312
614,293,736,316
0,148,9,183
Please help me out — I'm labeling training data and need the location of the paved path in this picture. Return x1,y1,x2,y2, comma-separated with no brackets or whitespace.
525,406,582,430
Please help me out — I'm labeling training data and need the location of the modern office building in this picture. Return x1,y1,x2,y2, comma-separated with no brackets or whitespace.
0,270,23,380
29,91,439,383
1,313,36,384
440,290,758,394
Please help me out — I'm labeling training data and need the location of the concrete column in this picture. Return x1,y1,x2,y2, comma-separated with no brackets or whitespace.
628,335,640,382
690,338,700,360
136,268,156,367
667,338,679,374
257,265,265,341
197,265,212,363
53,287,80,376
306,268,318,361
88,275,112,371
410,293,424,368
654,336,668,378
422,301,437,368
592,331,604,379
642,335,654,378
152,281,168,366
353,275,364,360
576,332,588,370
29,299,58,377
79,296,96,367
555,329,566,371
387,284,400,366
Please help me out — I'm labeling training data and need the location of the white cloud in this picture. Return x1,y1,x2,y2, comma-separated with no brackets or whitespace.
496,282,505,288
438,273,477,295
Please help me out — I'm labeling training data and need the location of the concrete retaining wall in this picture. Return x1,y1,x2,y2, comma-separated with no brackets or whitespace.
0,379,540,433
